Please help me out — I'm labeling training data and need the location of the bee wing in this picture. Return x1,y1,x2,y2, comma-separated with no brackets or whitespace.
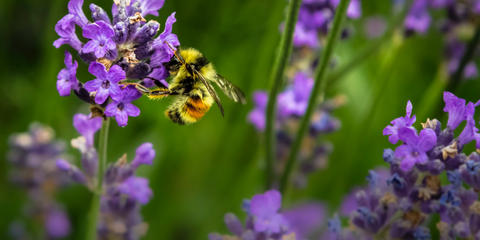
213,74,247,104
193,69,225,116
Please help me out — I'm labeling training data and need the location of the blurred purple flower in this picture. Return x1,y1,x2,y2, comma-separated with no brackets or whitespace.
364,16,386,39
404,0,431,34
293,23,319,48
57,51,79,96
248,91,268,131
73,113,102,147
118,177,153,205
84,62,125,104
283,203,325,239
46,209,71,238
249,190,288,234
132,142,156,168
278,72,314,117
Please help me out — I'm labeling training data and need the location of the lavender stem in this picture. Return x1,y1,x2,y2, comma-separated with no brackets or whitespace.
264,0,302,189
279,0,351,194
86,117,110,240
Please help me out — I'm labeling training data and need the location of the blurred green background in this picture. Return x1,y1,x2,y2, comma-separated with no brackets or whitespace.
1,0,479,239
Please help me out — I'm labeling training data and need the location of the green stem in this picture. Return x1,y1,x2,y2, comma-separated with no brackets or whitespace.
86,117,110,240
326,0,411,90
264,0,302,189
279,0,351,194
447,25,480,92
416,63,448,121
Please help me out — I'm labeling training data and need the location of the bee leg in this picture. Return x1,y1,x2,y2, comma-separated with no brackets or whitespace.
153,79,168,89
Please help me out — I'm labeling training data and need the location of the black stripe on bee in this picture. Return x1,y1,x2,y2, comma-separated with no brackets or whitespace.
180,77,195,94
167,110,185,125
194,57,209,69
185,101,197,111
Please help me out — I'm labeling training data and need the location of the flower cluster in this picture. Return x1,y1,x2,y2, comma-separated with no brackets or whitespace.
209,190,326,240
327,91,480,239
402,0,479,79
248,73,342,188
56,113,155,239
54,0,180,126
293,0,362,48
7,124,70,239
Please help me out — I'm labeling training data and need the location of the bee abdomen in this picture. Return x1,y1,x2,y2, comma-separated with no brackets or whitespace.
165,108,185,125
184,97,210,121
165,96,211,125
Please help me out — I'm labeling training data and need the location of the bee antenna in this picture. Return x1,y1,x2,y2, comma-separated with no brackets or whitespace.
164,41,185,65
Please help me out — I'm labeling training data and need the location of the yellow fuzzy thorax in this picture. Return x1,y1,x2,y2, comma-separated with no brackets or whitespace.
175,48,217,80
180,48,203,63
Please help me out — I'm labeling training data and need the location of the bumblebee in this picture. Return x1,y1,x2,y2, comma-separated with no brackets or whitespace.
133,43,246,124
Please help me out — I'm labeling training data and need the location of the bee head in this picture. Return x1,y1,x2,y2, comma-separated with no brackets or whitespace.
163,57,181,75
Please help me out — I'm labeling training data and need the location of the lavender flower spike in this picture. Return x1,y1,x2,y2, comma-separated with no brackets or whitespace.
84,62,125,104
395,127,437,171
73,113,102,147
81,21,116,58
249,190,288,234
104,86,141,127
383,100,416,144
57,51,79,96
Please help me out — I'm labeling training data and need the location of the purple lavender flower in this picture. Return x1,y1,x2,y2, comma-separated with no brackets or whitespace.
292,0,362,48
383,100,416,144
54,0,181,126
118,176,153,204
283,203,325,239
394,127,437,171
7,124,71,239
277,72,314,117
53,14,83,51
404,0,431,34
104,86,141,127
84,62,125,104
57,51,79,96
46,209,71,238
68,0,89,27
127,0,166,17
81,21,116,58
149,12,180,80
443,91,467,130
132,142,156,168
73,113,102,147
458,102,480,147
330,0,362,19
59,115,156,239
249,190,288,234
293,23,319,48
210,190,294,239
247,91,268,131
